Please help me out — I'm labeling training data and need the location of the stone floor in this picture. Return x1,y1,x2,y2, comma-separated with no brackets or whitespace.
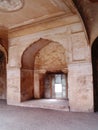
16,99,69,111
0,100,98,130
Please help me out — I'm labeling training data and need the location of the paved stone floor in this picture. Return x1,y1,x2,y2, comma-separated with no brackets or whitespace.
0,100,98,130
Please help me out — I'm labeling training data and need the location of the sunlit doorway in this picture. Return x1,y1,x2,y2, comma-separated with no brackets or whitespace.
44,72,68,99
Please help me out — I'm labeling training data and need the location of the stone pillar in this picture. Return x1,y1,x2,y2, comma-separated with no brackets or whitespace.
34,70,40,98
68,62,94,112
7,67,21,105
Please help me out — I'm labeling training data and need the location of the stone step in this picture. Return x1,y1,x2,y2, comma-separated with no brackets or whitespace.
17,99,70,111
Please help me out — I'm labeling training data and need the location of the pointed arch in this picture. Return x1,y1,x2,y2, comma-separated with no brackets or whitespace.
21,38,51,101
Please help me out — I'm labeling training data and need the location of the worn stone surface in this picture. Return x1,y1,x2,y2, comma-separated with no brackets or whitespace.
0,0,94,112
7,19,93,112
7,67,21,104
0,0,97,114
68,63,93,112
35,42,67,72
0,100,98,130
21,69,34,101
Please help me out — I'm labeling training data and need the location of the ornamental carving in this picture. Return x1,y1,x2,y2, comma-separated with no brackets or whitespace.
0,0,24,12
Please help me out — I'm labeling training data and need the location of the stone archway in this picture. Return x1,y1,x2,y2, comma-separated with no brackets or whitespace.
21,38,68,102
92,37,98,112
21,38,51,101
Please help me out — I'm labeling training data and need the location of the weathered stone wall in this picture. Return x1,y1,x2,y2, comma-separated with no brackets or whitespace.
7,15,93,112
34,42,67,99
7,67,20,104
21,69,34,101
68,63,93,112
35,42,67,71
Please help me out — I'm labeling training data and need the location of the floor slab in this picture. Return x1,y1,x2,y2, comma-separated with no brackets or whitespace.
17,99,69,111
0,100,98,130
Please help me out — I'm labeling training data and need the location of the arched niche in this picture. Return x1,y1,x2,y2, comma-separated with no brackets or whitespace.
21,38,68,102
92,37,98,112
34,42,68,99
21,38,51,101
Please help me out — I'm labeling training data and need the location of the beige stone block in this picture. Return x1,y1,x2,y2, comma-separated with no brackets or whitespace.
34,72,40,99
71,32,87,61
8,46,21,67
7,92,20,105
70,23,83,33
7,67,21,104
68,62,94,112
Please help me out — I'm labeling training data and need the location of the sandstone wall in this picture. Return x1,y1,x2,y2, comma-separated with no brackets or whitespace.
7,16,93,112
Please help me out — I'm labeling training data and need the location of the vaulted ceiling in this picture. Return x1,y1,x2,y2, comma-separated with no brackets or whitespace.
0,0,97,44
73,0,98,43
0,0,75,29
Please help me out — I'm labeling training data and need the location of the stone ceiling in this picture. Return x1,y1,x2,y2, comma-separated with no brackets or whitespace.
0,0,23,12
0,0,97,44
0,0,75,29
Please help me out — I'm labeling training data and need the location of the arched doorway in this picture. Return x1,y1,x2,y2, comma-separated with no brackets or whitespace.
92,37,98,112
0,50,6,100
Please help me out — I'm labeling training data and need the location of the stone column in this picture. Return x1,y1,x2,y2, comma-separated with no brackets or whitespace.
7,67,21,105
68,62,94,112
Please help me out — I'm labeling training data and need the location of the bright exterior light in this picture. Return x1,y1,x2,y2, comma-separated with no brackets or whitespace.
55,84,62,93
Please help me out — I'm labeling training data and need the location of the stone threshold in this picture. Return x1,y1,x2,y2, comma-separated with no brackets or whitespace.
16,99,70,111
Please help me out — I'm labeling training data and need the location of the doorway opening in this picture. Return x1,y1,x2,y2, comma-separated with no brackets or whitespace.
0,50,6,100
92,37,98,112
44,72,68,99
